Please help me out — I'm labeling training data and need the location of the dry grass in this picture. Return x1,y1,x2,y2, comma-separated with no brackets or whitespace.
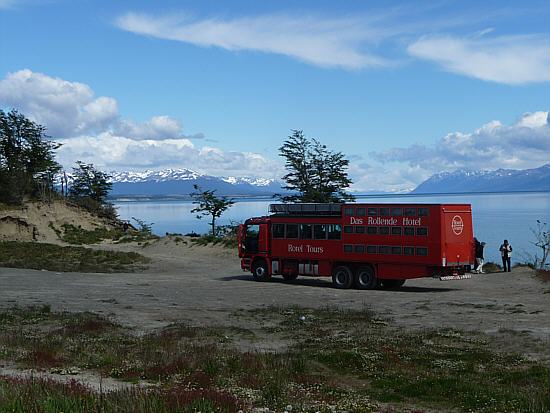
0,241,149,272
0,305,549,412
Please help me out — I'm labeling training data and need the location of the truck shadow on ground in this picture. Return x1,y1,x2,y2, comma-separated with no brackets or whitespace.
217,275,457,293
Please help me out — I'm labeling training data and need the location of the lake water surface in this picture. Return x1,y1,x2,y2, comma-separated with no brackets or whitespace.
114,192,550,264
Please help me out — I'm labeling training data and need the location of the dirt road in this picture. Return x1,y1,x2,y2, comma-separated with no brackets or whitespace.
1,238,549,359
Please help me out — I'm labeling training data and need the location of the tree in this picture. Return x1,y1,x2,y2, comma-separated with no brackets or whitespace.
68,161,116,219
69,161,112,204
279,130,354,203
531,220,550,270
0,109,61,204
190,184,235,236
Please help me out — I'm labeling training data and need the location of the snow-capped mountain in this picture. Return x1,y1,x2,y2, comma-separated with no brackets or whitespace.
109,168,202,183
413,164,550,194
104,168,282,198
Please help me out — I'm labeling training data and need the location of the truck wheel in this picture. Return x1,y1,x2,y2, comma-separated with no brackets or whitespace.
355,266,377,290
252,260,270,282
332,266,353,289
282,273,298,281
381,279,405,289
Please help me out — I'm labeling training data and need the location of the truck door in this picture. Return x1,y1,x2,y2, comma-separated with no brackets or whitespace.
442,207,474,266
243,223,268,254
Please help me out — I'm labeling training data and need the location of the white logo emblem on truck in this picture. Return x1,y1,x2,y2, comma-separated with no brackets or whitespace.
451,215,464,235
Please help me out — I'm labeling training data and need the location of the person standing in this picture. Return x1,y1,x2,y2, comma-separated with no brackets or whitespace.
499,240,513,272
473,238,480,272
475,241,486,273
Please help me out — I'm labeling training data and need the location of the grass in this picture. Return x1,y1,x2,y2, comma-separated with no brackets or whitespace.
0,241,149,272
59,224,124,245
0,306,549,412
0,376,241,413
57,223,159,245
482,261,502,273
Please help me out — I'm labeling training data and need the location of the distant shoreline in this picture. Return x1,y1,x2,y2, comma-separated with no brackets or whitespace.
109,190,550,203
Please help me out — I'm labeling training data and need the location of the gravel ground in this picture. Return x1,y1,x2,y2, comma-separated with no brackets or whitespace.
1,238,549,359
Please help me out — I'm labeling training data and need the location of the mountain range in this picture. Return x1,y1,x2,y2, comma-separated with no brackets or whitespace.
412,164,550,194
76,164,550,199
106,169,283,198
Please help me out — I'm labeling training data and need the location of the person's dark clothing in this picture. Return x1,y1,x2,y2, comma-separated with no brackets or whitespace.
502,256,511,272
500,243,513,272
473,239,481,270
475,242,484,259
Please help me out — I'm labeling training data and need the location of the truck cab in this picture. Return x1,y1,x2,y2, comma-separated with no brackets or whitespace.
238,218,270,272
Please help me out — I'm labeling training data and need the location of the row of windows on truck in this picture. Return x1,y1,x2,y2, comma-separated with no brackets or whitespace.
344,206,430,217
344,245,429,256
272,223,429,240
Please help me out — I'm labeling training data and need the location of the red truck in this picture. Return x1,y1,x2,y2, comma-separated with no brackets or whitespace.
237,203,474,289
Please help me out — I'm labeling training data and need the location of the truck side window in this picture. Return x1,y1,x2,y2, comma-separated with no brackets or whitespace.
367,245,377,253
379,227,390,235
272,224,285,238
344,225,353,234
404,208,416,216
356,207,366,216
300,224,313,239
418,208,429,217
416,247,428,256
368,208,378,216
391,246,402,255
354,245,366,253
378,246,390,254
367,226,377,234
380,208,390,216
404,247,414,255
416,227,428,236
344,207,354,216
355,226,365,234
327,224,342,240
344,244,353,253
404,227,415,236
391,208,403,216
314,224,327,240
391,227,402,235
286,224,299,239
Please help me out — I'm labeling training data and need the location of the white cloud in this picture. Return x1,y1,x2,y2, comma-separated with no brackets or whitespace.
0,69,193,141
116,12,393,69
0,69,282,178
115,116,185,140
374,111,550,173
56,133,282,178
408,34,550,84
0,69,118,137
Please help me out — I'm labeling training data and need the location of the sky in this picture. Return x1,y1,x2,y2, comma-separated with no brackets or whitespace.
0,0,549,192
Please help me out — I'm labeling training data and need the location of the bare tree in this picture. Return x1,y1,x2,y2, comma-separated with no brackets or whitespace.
531,220,550,270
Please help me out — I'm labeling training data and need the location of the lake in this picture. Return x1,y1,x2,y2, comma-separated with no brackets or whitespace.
114,192,550,264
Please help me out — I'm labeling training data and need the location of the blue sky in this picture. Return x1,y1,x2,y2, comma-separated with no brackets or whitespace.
1,0,549,191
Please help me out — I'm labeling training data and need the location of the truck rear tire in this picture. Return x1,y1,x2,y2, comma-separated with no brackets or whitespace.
332,266,353,289
252,260,270,282
355,266,378,290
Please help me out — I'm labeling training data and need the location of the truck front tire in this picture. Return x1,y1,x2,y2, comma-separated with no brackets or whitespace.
252,260,270,282
332,266,353,289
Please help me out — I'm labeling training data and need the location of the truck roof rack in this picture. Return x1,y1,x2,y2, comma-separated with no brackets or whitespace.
269,203,342,216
